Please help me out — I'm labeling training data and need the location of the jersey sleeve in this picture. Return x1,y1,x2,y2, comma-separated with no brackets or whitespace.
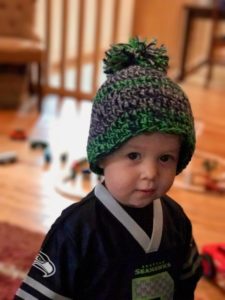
176,219,203,300
14,224,79,300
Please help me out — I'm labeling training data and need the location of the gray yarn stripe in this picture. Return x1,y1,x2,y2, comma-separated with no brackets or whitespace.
89,92,190,139
16,289,38,300
95,183,163,253
95,67,154,94
101,66,163,87
22,275,72,300
95,65,184,103
95,78,184,104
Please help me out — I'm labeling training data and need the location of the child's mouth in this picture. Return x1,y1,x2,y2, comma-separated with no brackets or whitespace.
137,189,156,195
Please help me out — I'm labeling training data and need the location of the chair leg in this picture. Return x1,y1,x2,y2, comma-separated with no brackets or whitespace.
27,65,34,95
205,8,218,88
205,33,215,88
205,59,213,88
37,62,43,112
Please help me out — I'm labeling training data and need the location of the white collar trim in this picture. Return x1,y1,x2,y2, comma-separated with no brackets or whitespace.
94,183,163,253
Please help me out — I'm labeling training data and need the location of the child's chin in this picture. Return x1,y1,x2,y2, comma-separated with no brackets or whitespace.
128,199,154,208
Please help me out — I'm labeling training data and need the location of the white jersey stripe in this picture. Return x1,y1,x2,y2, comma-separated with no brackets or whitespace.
22,275,72,300
180,256,202,280
183,246,197,269
95,183,163,253
16,288,38,300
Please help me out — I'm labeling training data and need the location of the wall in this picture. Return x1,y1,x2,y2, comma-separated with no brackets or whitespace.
132,0,211,76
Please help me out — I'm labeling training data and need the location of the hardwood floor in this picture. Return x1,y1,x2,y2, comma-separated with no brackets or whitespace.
0,73,225,299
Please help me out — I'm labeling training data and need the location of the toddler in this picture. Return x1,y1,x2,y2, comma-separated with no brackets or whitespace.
15,37,202,300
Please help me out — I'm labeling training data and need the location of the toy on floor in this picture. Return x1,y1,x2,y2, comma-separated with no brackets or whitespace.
0,151,17,164
55,157,101,199
64,168,77,182
174,150,225,194
67,158,89,180
60,152,68,164
201,243,225,291
30,140,48,150
82,168,91,180
10,129,27,140
44,147,52,164
202,159,225,194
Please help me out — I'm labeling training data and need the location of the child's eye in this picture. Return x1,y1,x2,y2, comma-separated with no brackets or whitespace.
127,152,141,160
160,154,174,163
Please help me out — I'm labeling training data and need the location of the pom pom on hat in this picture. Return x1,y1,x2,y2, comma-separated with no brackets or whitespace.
87,37,195,175
103,37,169,75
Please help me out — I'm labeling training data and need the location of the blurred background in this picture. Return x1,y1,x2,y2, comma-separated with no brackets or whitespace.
0,0,225,299
1,0,222,109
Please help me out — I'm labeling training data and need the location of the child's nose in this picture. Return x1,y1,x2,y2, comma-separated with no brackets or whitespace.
141,160,158,180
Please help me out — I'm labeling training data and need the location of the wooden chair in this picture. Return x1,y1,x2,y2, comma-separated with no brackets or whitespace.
0,0,45,111
206,0,225,86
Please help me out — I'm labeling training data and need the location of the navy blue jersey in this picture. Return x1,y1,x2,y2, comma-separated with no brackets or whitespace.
15,183,202,300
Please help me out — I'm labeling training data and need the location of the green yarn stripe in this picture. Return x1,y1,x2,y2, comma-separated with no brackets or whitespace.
87,108,195,164
94,75,184,103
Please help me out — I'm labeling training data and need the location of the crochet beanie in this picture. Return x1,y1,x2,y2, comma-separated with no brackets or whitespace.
87,37,195,175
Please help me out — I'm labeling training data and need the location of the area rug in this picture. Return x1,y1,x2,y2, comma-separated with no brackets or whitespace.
0,222,44,300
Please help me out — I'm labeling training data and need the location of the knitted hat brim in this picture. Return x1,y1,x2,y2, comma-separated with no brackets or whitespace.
87,108,195,175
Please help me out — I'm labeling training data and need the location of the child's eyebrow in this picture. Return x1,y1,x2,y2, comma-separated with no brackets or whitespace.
123,142,143,150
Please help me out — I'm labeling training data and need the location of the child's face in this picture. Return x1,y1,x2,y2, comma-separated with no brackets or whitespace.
100,132,181,208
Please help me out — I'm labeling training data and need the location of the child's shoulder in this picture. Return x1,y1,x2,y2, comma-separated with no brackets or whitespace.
45,189,100,239
162,194,185,212
160,195,193,243
161,194,191,225
58,189,98,223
